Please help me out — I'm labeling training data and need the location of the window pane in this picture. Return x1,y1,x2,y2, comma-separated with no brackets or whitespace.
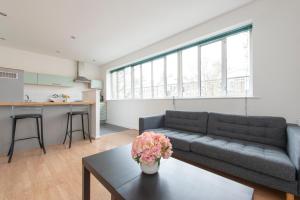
182,46,198,97
152,58,165,98
117,70,124,99
111,72,117,99
166,53,178,97
201,41,222,96
133,65,141,98
227,32,250,96
124,67,132,98
142,62,152,98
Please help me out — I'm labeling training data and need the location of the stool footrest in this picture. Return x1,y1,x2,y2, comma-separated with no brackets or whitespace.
15,136,39,141
69,129,84,133
65,131,90,137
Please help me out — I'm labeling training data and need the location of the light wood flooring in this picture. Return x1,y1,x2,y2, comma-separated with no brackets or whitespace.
0,130,298,200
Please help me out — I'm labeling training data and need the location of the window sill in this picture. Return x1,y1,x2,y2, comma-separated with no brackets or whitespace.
107,96,259,101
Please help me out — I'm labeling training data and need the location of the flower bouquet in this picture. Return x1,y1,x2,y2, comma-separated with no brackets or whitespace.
131,131,173,174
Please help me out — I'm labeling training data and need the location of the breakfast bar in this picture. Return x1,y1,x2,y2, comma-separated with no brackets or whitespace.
0,101,97,155
0,101,95,107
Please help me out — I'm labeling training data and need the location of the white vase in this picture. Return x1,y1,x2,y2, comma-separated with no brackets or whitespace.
140,161,160,174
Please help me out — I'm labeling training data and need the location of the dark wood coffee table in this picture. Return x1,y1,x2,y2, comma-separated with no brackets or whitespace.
82,145,254,200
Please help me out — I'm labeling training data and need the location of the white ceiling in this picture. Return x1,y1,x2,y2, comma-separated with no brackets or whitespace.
0,0,253,65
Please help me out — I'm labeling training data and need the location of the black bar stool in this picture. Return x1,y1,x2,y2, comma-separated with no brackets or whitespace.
63,111,92,148
8,114,46,163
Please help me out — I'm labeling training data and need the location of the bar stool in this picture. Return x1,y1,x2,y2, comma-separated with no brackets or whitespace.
63,111,92,148
7,114,46,163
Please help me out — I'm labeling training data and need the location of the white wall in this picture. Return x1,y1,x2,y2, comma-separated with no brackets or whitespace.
100,0,300,129
0,46,101,101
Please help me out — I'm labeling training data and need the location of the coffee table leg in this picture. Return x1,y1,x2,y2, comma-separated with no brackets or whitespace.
83,165,90,200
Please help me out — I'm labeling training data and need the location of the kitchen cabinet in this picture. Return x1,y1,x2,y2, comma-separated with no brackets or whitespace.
100,102,106,123
24,72,38,84
90,80,102,89
37,73,74,87
24,71,75,87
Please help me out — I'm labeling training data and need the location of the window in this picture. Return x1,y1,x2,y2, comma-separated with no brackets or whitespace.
111,72,117,99
124,67,132,99
166,53,178,97
201,41,222,96
152,58,165,98
226,31,250,96
133,65,141,98
117,70,124,99
182,46,199,97
109,24,252,100
142,62,152,98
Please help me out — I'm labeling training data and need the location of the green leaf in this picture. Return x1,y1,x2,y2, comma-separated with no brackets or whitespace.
134,156,140,164
156,157,161,166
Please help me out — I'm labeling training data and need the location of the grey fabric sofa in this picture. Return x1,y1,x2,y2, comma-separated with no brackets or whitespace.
139,110,300,197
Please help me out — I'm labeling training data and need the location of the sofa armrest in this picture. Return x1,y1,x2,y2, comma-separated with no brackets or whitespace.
139,115,165,135
287,125,300,171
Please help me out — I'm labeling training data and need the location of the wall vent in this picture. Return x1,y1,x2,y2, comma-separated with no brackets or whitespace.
0,71,18,79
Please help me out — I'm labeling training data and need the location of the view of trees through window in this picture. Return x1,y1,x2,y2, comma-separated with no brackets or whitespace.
182,46,199,97
166,53,178,97
109,27,251,100
152,58,165,98
227,31,250,96
133,65,141,98
201,41,222,96
142,62,152,98
124,67,132,99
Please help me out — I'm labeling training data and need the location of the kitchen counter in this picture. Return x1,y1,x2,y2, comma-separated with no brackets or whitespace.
0,101,95,107
0,100,97,155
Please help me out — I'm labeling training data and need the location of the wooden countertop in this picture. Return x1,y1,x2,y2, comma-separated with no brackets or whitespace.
0,101,95,107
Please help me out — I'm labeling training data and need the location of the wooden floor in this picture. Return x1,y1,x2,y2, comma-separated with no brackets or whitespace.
0,130,298,200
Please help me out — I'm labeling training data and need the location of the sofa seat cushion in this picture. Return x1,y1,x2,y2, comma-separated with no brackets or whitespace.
147,128,203,152
191,136,296,181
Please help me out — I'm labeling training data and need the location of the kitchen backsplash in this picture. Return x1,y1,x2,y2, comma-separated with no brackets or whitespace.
24,83,88,102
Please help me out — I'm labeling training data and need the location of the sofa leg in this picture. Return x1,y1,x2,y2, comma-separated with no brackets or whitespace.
286,193,294,200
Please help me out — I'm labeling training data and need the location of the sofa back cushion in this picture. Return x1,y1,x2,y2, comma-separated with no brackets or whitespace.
207,113,287,148
165,110,208,134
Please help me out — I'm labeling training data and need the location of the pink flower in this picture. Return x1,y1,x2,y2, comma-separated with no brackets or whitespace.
131,131,173,165
140,149,156,165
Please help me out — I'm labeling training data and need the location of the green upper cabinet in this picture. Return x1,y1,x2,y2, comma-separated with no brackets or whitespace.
24,71,74,87
90,80,102,89
37,73,74,87
24,72,38,85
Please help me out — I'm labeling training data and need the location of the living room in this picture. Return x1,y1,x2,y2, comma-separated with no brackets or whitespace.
0,0,299,200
